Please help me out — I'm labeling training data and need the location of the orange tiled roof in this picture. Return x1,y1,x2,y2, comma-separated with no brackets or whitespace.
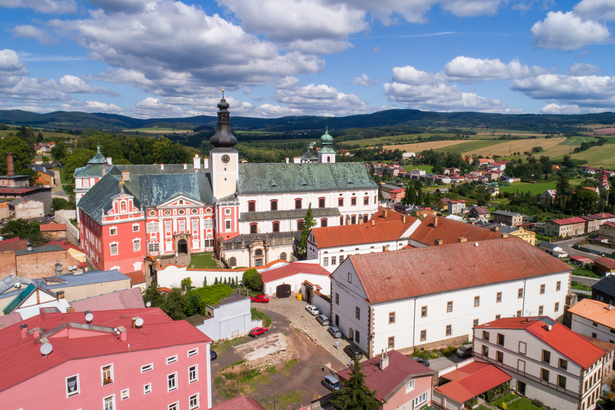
409,215,501,246
569,298,615,330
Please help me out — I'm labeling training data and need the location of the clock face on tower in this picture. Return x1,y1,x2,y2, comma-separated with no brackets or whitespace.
221,155,230,164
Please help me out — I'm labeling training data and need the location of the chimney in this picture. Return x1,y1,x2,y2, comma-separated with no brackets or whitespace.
160,164,164,170
27,242,32,252
56,290,65,299
122,171,130,182
435,239,443,246
458,237,467,243
380,349,389,370
118,326,127,342
66,306,75,313
371,219,375,226
20,323,28,339
402,215,407,224
101,166,106,176
434,217,439,227
193,154,201,170
183,163,187,170
31,327,40,338
204,158,209,169
383,209,388,218
492,226,499,232
502,234,508,239
286,157,289,164
6,152,14,177
358,218,362,225
106,157,112,166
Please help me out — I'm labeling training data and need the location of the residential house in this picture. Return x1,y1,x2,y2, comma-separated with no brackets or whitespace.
33,269,132,302
477,158,495,167
593,257,615,276
386,188,405,203
545,217,587,237
538,241,568,258
31,165,56,186
336,350,435,410
435,198,451,211
592,275,615,305
474,223,536,246
330,238,571,357
187,295,261,341
447,200,466,214
570,255,593,267
0,308,213,410
487,185,499,196
436,175,451,184
502,177,520,184
473,316,606,410
410,169,426,179
492,210,523,227
583,166,598,175
489,162,506,172
599,222,615,242
307,208,421,273
540,189,557,206
40,223,68,239
467,206,491,221
569,299,615,347
435,188,450,194
402,152,416,159
0,244,81,281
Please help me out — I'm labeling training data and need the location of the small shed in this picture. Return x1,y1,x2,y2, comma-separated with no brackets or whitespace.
570,255,594,267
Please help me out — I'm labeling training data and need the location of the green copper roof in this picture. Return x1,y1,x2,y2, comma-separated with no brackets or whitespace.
88,145,109,164
239,207,341,222
319,146,337,154
301,150,317,160
320,127,333,144
237,162,377,195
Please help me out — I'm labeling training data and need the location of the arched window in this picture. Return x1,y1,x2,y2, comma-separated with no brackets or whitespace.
229,257,237,267
255,249,263,256
273,221,280,232
321,218,328,227
120,201,127,213
280,252,287,261
327,157,331,163
318,198,325,208
248,201,256,212
295,199,302,209
270,200,278,211
83,179,90,187
250,224,257,234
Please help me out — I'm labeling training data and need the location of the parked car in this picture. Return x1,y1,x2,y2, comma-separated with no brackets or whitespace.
305,305,319,316
210,349,217,361
456,344,473,358
344,344,363,360
250,295,269,303
315,314,329,326
328,326,342,338
411,356,430,367
249,327,268,337
322,375,340,391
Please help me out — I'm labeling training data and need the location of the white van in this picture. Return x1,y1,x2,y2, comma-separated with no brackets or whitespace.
323,375,339,391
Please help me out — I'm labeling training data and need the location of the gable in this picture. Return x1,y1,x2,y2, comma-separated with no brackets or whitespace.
331,258,368,300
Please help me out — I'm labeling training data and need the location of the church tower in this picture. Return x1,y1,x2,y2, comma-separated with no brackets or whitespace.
318,127,336,163
210,90,239,200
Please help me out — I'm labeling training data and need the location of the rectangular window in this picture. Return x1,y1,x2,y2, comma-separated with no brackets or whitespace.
189,365,198,383
559,358,568,370
104,395,115,410
167,373,177,392
165,220,172,235
593,321,599,327
497,333,505,346
335,293,339,305
169,403,179,410
389,312,395,324
473,319,479,327
405,379,415,393
271,200,278,211
319,198,325,208
482,345,489,356
189,394,200,410
421,306,427,317
496,350,504,363
148,242,160,253
542,350,551,364
323,257,328,266
166,355,178,364
518,288,523,299
356,307,360,320
204,219,213,229
554,302,560,312
519,341,527,354
133,224,140,232
355,330,360,343
121,389,129,400
517,310,522,317
541,368,549,382
146,222,159,233
351,197,357,206
446,325,452,336
447,301,453,312
248,201,255,212
144,383,152,394
474,296,480,307
388,336,395,348
110,227,117,235
141,363,153,373
557,375,566,389
338,198,344,206
188,348,198,357
556,281,561,291
363,197,369,205
295,199,302,209
496,292,502,303
331,256,336,265
539,305,544,315
66,374,80,398
192,219,199,233
110,243,118,256
540,284,545,294
102,364,113,386
483,331,490,341
225,220,231,230
495,314,501,320
420,329,426,341
178,219,185,232
133,239,141,252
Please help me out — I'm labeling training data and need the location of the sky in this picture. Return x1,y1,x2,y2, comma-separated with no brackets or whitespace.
1,0,615,119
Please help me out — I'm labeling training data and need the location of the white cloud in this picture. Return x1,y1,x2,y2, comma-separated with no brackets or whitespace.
61,99,124,113
242,86,252,95
86,0,155,13
443,56,549,83
253,103,304,117
439,0,505,16
353,74,379,87
391,66,442,85
9,25,55,45
275,83,378,116
58,75,119,95
0,0,76,14
539,103,607,114
0,49,27,75
567,62,602,76
574,0,615,22
276,76,301,89
132,97,198,118
531,11,611,51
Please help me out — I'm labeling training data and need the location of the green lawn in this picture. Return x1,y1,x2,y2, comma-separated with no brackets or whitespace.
190,253,219,269
431,140,502,155
407,164,433,173
490,393,545,410
122,127,193,133
499,179,583,196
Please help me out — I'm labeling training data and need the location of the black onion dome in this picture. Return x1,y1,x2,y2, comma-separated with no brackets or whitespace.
210,92,237,148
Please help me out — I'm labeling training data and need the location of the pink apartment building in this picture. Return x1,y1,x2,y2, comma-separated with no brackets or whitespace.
0,307,212,410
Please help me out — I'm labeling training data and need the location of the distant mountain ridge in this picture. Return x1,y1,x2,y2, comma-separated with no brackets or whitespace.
1,108,615,133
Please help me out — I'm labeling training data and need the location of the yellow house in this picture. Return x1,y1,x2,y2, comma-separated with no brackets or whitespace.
510,226,536,245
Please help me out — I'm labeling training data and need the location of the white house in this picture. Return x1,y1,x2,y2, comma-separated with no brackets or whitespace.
538,241,568,258
187,295,261,341
259,260,330,297
330,238,571,358
570,298,615,344
307,208,421,273
474,316,606,410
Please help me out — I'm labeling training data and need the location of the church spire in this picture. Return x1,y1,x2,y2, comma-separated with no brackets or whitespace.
210,89,237,148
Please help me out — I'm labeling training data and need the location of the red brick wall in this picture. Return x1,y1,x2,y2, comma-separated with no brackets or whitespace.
16,249,80,279
0,250,16,280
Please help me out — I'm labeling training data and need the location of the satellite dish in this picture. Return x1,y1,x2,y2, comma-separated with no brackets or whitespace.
474,242,479,247
146,301,152,307
135,318,144,327
14,283,21,289
40,343,53,356
85,312,94,322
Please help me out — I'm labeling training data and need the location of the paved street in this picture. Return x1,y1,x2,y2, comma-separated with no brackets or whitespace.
554,237,597,259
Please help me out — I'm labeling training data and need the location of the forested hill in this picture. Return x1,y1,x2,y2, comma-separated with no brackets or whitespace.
1,108,615,133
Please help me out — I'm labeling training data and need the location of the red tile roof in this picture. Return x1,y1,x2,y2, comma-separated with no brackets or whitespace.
40,223,67,232
261,262,329,283
348,238,571,304
409,215,501,246
594,257,615,270
435,362,511,403
310,209,418,248
43,239,85,254
0,308,212,392
336,350,434,402
579,334,615,353
123,270,147,286
603,222,615,229
0,238,28,252
477,317,604,369
210,396,265,410
551,217,586,225
70,288,146,312
570,255,593,262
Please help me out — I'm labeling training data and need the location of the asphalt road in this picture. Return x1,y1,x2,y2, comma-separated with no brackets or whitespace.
555,237,598,259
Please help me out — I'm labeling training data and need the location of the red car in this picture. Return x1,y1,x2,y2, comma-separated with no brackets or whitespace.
249,327,268,337
250,295,269,303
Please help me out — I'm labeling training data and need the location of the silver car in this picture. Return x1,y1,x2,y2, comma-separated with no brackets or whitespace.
316,314,329,326
328,326,342,338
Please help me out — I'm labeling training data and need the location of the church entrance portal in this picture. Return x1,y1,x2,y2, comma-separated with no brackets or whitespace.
178,239,188,254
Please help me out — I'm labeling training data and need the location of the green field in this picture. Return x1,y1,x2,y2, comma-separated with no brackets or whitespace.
0,130,71,139
499,178,584,195
431,140,502,155
562,136,600,145
408,164,433,173
339,133,459,147
122,127,193,133
235,130,281,135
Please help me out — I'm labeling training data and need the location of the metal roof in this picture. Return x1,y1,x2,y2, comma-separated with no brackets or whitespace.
239,207,340,222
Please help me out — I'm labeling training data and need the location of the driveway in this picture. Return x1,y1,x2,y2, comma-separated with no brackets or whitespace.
210,308,342,409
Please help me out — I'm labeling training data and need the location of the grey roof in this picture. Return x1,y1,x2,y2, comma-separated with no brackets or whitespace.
31,166,54,176
592,275,615,297
538,241,561,250
493,210,521,217
132,173,214,207
33,269,130,289
237,162,377,195
0,276,35,296
88,149,109,164
14,244,65,256
211,294,247,308
77,173,130,223
301,150,317,160
239,207,341,222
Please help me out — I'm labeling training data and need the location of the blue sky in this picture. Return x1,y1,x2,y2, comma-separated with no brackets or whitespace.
0,0,614,118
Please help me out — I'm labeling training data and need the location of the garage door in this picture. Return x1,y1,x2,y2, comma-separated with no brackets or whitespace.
276,284,291,298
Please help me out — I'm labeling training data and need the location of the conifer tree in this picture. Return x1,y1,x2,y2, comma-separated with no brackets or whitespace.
331,358,381,410
297,203,316,258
